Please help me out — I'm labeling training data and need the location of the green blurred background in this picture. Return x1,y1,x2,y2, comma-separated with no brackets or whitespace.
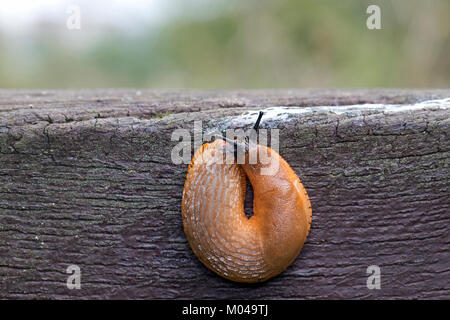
0,0,448,89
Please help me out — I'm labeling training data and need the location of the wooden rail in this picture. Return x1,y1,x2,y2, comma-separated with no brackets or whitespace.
0,89,449,299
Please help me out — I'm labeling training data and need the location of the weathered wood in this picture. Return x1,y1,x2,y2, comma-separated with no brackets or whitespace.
0,89,449,299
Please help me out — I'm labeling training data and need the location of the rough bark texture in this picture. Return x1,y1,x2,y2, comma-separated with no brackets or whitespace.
0,89,449,299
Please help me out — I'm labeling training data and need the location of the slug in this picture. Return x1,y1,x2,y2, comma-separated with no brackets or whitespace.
181,113,312,283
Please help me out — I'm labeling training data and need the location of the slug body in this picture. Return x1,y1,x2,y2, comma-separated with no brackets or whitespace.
181,139,312,283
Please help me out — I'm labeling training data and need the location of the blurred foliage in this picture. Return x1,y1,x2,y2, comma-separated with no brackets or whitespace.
0,0,449,88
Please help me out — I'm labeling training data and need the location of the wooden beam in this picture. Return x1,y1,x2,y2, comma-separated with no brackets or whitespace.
0,89,449,299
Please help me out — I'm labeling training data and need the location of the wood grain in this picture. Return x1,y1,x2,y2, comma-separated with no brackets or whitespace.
0,89,449,299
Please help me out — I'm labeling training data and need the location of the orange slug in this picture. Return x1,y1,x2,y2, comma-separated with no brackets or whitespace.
181,113,312,283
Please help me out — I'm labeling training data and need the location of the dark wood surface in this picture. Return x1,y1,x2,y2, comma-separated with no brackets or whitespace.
0,89,449,299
